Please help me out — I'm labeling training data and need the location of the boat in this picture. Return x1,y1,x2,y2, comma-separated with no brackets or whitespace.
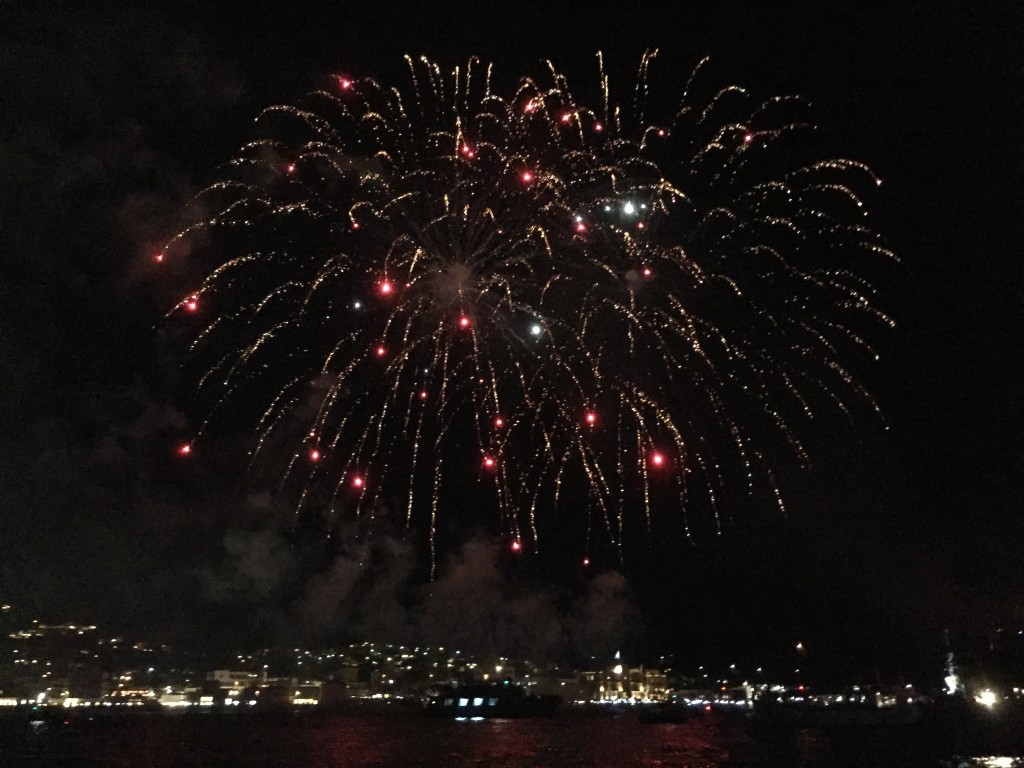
753,700,923,727
636,702,689,724
422,683,560,719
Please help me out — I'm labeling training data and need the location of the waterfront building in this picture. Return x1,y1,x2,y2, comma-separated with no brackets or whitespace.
207,669,267,691
581,660,669,702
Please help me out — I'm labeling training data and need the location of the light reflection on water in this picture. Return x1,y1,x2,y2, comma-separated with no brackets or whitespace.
11,711,1024,768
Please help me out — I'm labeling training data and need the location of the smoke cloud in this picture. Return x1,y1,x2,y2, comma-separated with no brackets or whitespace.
199,526,639,663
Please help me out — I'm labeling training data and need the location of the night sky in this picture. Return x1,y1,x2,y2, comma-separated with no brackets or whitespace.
2,2,1021,683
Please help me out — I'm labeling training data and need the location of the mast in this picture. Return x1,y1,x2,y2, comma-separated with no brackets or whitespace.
942,629,964,695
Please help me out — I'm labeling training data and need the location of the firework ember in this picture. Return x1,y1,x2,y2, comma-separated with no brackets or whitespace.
165,51,893,558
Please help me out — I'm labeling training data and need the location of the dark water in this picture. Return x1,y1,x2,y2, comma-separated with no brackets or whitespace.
2,710,1022,768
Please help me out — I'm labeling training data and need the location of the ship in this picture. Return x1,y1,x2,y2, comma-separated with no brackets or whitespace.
753,699,923,727
422,682,560,719
636,702,690,724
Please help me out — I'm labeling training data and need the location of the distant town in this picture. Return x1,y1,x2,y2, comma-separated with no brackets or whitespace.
2,605,1023,714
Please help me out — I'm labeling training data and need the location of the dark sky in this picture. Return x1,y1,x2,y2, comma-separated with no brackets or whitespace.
1,1,1021,683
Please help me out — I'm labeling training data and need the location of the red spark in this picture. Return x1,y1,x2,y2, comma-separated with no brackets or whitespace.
657,128,666,137
153,252,165,264
177,443,192,457
650,451,666,468
494,416,504,428
520,170,534,184
743,133,754,144
560,112,572,124
309,449,321,462
285,163,296,174
575,222,587,233
482,455,496,470
351,221,361,230
642,267,652,278
375,345,387,357
378,280,394,296
594,122,603,132
419,390,428,400
584,411,597,426
184,296,198,313
875,178,884,187
637,221,646,230
524,101,537,113
337,77,353,90
351,474,365,489
461,144,474,157
458,315,471,329
510,540,522,553
582,556,590,567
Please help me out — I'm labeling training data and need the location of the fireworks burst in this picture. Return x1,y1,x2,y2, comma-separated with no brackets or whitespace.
162,51,894,564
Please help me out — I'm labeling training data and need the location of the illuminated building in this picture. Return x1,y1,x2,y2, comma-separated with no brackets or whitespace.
207,669,267,690
581,659,669,703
